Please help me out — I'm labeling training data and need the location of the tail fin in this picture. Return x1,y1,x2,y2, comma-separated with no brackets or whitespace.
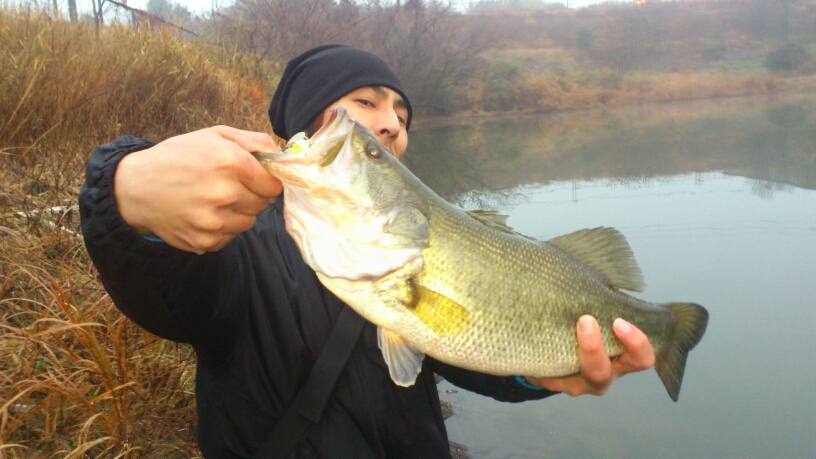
655,303,709,402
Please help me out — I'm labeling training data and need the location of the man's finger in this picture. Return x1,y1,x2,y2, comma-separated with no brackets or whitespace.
216,211,259,235
537,375,584,396
612,318,656,371
230,149,283,200
210,125,281,154
576,315,612,388
154,231,206,255
208,127,284,199
228,185,277,216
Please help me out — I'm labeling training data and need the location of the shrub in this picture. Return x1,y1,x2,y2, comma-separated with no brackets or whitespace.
765,44,813,74
702,44,727,63
482,60,524,112
575,27,594,49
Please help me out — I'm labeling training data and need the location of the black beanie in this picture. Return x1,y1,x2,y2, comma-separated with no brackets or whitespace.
268,44,413,140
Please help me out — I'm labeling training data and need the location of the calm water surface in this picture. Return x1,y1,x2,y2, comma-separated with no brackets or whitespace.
406,94,816,458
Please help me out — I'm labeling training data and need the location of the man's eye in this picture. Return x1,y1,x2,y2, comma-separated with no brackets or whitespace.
398,117,406,126
357,99,374,107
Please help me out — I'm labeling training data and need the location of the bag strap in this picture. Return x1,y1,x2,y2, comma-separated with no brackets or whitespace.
255,304,367,459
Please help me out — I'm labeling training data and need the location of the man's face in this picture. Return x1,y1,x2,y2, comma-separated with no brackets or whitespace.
316,86,409,160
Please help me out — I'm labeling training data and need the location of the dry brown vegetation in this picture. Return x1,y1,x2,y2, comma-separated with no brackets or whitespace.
209,0,499,115
466,0,816,113
202,0,816,115
0,8,272,457
2,0,816,456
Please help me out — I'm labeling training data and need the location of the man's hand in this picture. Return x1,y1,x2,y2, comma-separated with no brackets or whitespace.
524,316,656,396
114,126,283,254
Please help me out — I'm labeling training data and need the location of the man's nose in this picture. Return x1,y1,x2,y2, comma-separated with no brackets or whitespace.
374,110,401,146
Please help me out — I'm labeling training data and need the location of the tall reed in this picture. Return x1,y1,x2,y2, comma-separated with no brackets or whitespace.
1,7,273,457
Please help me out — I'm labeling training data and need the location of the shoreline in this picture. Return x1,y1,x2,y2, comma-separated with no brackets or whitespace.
410,87,816,131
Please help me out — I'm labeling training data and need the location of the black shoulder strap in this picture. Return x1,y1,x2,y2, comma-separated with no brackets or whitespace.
255,305,367,459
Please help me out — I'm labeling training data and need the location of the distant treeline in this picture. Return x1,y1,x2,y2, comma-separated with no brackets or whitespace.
203,0,815,114
29,0,816,115
470,0,568,12
497,0,813,72
3,0,815,127
204,0,496,115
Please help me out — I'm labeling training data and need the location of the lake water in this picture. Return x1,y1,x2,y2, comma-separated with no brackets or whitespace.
405,94,816,459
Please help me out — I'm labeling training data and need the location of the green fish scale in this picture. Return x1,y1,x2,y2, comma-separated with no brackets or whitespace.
414,200,673,377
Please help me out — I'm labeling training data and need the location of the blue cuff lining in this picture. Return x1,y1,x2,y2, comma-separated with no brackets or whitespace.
513,375,545,391
142,236,165,243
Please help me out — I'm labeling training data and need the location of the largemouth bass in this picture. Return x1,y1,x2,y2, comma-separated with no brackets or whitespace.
255,107,709,402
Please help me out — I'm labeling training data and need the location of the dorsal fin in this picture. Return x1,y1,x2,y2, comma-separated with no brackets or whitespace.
466,209,509,226
547,227,645,292
466,210,535,240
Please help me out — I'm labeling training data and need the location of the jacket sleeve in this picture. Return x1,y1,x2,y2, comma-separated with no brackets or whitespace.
79,136,247,367
428,358,558,403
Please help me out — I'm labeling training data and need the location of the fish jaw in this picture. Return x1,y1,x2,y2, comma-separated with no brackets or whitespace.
254,107,357,187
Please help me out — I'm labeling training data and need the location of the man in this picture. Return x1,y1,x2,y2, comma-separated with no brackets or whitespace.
80,45,654,458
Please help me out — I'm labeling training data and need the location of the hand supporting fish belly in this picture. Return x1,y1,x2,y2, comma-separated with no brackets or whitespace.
254,107,709,402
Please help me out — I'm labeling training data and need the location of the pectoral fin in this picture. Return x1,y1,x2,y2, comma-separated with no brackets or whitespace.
377,327,425,387
411,285,471,336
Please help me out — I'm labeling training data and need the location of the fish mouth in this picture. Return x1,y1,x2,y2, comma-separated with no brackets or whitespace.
312,106,345,141
254,106,353,168
312,107,356,167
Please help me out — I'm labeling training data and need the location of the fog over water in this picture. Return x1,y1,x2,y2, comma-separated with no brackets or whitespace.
406,94,816,458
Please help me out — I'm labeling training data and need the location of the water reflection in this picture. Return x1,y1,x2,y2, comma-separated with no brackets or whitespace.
406,94,816,201
406,94,816,458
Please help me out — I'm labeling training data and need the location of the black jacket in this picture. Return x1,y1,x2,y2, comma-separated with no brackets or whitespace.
79,136,555,459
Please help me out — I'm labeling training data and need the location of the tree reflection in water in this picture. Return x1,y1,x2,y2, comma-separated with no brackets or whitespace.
406,94,816,204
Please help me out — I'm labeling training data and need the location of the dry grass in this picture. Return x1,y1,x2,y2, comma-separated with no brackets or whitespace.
0,8,273,457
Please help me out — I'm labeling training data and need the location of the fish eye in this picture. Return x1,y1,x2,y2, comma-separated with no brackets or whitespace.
366,143,382,159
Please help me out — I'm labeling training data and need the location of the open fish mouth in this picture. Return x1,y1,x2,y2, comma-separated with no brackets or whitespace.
253,107,354,169
311,106,345,142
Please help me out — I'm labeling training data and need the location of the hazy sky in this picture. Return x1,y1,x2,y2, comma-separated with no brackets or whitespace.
57,0,627,19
